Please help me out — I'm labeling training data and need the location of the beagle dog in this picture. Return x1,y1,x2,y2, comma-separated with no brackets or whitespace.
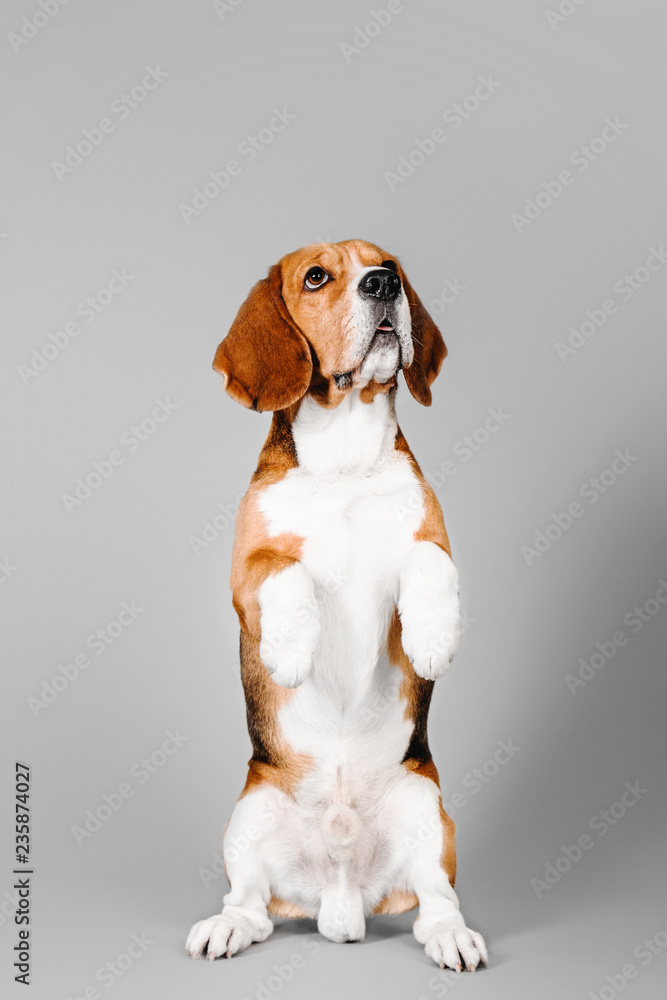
186,240,487,971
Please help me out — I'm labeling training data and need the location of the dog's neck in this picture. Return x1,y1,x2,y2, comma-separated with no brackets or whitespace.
263,389,399,480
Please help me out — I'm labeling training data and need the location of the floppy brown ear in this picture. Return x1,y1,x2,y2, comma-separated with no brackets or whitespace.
399,268,447,406
213,264,313,412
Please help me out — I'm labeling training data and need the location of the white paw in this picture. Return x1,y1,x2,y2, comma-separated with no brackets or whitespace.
398,543,461,680
417,918,487,971
400,596,461,680
186,908,273,960
258,563,320,688
260,639,316,688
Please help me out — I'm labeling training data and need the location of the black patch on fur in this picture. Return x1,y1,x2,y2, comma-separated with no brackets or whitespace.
401,676,434,764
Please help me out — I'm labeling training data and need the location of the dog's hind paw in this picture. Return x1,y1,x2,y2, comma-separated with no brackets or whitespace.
186,908,273,960
416,918,488,971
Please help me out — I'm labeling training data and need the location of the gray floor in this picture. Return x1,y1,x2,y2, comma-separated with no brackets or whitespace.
26,819,666,1000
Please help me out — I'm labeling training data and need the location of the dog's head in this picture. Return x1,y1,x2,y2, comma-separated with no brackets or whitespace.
213,239,447,411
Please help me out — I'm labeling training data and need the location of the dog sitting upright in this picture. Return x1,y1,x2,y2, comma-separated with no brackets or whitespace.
186,240,487,971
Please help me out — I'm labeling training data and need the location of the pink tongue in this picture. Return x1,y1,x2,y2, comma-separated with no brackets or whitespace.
377,324,393,331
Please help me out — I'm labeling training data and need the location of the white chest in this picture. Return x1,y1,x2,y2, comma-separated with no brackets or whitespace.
258,392,425,613
256,392,425,791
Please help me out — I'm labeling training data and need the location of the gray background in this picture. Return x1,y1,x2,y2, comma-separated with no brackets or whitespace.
2,0,666,997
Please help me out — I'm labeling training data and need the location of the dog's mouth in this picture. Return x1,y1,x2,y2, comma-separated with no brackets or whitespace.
332,320,401,389
368,322,399,352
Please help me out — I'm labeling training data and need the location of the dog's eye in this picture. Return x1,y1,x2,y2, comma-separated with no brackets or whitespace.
304,267,329,290
381,260,397,272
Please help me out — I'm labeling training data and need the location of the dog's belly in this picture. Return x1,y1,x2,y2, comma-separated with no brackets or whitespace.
258,452,426,907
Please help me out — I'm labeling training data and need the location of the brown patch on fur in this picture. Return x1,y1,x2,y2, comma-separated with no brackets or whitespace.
394,427,451,555
231,544,302,638
237,633,311,797
267,897,310,919
230,411,302,638
306,362,353,409
359,376,397,403
403,755,440,785
396,264,447,407
213,265,313,412
231,411,313,799
439,802,457,886
373,889,419,915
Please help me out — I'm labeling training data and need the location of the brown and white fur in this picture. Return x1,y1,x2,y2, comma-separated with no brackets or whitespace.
186,240,488,971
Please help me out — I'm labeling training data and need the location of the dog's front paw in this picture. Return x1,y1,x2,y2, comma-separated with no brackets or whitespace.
415,917,488,971
258,563,320,688
186,908,273,960
260,639,317,688
400,596,461,680
398,543,461,680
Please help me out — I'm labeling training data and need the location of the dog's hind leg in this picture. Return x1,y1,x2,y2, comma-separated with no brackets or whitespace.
381,771,488,971
186,787,278,960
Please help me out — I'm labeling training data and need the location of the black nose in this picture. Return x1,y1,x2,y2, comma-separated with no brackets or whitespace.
358,268,402,302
